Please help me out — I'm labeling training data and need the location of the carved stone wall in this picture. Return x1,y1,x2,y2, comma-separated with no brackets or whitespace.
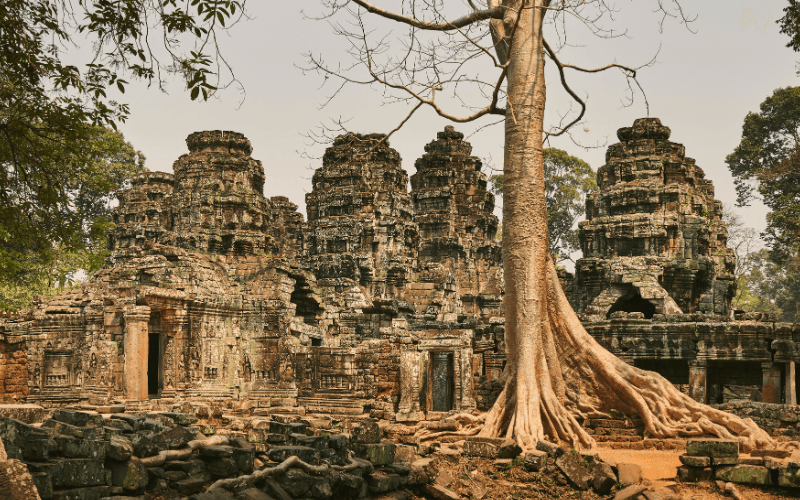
0,128,504,421
571,118,736,321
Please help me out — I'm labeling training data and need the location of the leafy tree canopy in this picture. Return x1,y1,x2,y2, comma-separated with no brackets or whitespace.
491,147,596,263
0,124,145,311
725,86,800,258
0,0,243,248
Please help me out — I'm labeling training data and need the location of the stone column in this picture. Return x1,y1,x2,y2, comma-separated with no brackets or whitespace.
786,362,797,405
688,360,707,404
124,306,151,401
762,362,783,404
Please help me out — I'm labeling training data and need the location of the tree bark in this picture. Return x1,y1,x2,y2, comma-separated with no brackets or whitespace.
480,0,775,453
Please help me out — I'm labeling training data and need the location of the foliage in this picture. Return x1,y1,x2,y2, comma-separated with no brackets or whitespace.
734,248,800,323
490,148,597,263
0,0,244,252
725,87,800,256
0,125,145,312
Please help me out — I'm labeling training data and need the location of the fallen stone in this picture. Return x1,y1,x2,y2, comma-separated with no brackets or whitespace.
751,449,791,459
107,435,133,461
352,418,382,444
160,425,196,450
715,465,771,485
110,414,145,432
463,438,501,458
737,456,764,466
50,485,114,500
267,445,320,465
236,488,275,500
642,487,682,500
276,468,331,498
535,440,563,458
268,421,306,436
678,455,710,467
613,484,648,500
29,472,51,500
110,458,149,490
686,439,738,458
53,435,107,460
0,459,43,500
523,450,547,472
0,405,46,424
790,451,800,468
393,444,417,463
555,451,592,490
677,466,713,483
189,489,235,500
423,483,461,500
367,472,407,494
353,442,396,466
616,462,643,485
711,456,738,466
160,412,198,426
165,459,206,475
590,461,617,495
497,439,522,459
27,458,106,489
205,457,238,477
174,473,211,496
51,409,104,428
263,477,293,500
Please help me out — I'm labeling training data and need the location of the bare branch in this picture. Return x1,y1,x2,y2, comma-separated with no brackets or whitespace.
350,0,504,31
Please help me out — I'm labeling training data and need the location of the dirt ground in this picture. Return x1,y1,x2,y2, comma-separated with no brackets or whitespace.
408,447,800,500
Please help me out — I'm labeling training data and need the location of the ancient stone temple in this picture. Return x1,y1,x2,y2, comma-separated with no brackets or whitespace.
0,128,505,421
572,118,799,407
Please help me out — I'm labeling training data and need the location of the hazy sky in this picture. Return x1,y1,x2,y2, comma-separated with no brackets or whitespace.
116,0,796,261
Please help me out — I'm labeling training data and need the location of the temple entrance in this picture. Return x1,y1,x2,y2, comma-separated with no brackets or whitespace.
148,313,164,397
429,351,454,412
607,291,656,319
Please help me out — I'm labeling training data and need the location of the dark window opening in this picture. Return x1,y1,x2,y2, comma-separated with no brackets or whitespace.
311,337,323,347
429,352,454,412
607,292,656,319
290,275,323,325
707,361,762,404
147,332,162,396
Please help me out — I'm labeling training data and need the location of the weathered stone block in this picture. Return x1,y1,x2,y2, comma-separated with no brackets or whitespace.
523,450,547,472
267,445,320,465
51,410,104,429
716,465,771,485
679,455,710,467
351,418,381,444
590,462,617,495
463,437,501,458
110,458,149,490
685,439,738,458
617,462,642,484
555,452,592,490
0,459,43,500
27,458,106,488
352,442,396,466
205,457,238,477
677,466,713,483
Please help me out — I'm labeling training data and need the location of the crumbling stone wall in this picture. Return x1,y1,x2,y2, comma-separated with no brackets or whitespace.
0,331,27,402
571,118,735,320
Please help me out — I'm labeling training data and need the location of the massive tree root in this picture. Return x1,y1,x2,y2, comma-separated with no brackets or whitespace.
479,261,775,453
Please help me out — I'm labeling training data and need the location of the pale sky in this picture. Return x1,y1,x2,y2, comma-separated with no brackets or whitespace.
116,0,796,265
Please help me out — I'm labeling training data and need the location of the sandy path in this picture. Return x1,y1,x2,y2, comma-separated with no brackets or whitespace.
597,448,683,488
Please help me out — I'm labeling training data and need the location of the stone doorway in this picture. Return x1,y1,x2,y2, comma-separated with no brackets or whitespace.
147,313,164,397
429,351,454,412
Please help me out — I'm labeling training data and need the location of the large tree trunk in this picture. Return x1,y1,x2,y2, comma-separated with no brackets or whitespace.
480,0,774,452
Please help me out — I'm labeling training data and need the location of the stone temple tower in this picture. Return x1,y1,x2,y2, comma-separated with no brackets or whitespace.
570,118,736,320
304,133,419,300
409,126,502,319
169,130,278,256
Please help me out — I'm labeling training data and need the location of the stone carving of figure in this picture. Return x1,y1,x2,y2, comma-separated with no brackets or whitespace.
32,363,40,388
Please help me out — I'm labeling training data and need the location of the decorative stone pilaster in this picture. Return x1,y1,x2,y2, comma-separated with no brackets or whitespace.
688,360,707,403
124,306,151,401
762,362,783,404
786,362,797,405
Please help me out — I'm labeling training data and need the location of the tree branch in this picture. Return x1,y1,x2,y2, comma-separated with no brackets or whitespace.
350,0,504,31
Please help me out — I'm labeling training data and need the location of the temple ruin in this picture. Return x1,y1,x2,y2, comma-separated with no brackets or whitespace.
0,118,798,422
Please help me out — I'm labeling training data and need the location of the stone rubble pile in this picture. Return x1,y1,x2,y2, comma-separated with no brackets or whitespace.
0,411,425,500
678,437,800,489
